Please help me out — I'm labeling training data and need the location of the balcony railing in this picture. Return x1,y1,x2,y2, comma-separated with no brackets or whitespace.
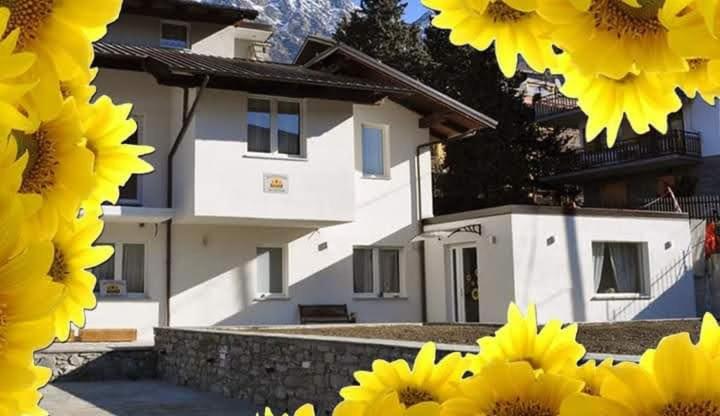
555,130,702,174
636,195,720,219
534,92,579,118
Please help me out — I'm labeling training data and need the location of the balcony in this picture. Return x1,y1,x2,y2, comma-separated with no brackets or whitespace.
544,130,702,183
533,92,582,125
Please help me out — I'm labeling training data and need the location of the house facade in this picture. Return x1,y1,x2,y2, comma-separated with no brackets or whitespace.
85,0,495,339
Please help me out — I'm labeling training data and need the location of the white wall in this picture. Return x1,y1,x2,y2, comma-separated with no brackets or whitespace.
511,212,695,322
169,99,431,326
104,15,227,51
85,222,167,340
94,69,176,208
424,208,696,324
187,92,357,225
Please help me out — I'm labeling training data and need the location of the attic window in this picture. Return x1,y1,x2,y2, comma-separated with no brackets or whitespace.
160,22,189,49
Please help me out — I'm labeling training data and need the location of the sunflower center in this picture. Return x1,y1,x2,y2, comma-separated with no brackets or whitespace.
0,0,54,49
49,245,69,283
485,1,527,23
398,387,436,407
489,400,554,416
589,0,664,38
0,304,7,352
661,401,720,416
18,129,59,195
688,59,708,71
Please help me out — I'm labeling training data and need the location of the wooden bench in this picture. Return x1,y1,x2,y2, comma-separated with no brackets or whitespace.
71,329,138,343
298,304,356,324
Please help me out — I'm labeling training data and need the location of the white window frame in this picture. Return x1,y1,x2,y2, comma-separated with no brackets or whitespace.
254,245,289,301
117,114,144,206
360,123,391,179
160,20,191,49
352,246,405,299
591,241,651,300
245,95,306,159
96,242,147,298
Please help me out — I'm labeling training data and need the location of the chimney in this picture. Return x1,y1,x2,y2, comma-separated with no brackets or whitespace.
234,21,274,61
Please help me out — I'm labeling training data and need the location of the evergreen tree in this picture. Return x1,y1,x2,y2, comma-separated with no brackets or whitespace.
335,0,430,79
422,26,570,214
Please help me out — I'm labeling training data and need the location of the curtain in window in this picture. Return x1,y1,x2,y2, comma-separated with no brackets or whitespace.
379,249,400,294
123,244,145,293
608,243,640,293
592,243,605,292
353,249,374,293
91,250,115,292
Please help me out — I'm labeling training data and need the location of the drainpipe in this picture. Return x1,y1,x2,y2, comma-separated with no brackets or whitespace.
163,75,210,327
416,140,442,323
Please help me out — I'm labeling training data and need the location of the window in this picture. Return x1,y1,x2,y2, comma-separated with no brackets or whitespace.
92,243,146,295
247,97,303,156
160,22,189,49
353,247,402,297
118,124,140,204
592,242,647,295
361,125,387,177
256,247,285,298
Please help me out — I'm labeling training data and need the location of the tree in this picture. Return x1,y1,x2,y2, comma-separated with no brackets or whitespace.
334,0,430,79
423,26,570,215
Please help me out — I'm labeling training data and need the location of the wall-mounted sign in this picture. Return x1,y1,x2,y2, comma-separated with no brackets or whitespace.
100,280,127,297
263,174,289,194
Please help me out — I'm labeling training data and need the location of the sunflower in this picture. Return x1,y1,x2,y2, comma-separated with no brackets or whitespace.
559,333,720,416
562,358,614,396
674,59,720,104
0,8,36,133
468,303,586,375
559,60,682,146
0,133,41,245
537,0,689,79
259,404,315,416
2,0,122,120
422,0,558,77
442,360,584,416
335,392,441,416
16,98,95,239
83,95,153,206
0,190,62,398
698,312,720,359
1,365,52,416
49,214,113,341
335,343,465,415
62,67,98,115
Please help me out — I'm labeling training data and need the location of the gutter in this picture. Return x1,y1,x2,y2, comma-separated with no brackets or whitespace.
163,75,210,327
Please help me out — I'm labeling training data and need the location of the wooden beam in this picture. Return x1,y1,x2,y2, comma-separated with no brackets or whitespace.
419,112,453,129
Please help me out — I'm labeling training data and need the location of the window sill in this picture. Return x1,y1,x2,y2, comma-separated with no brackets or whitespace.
96,294,152,302
254,295,291,302
362,175,391,181
591,294,651,301
353,295,408,301
244,153,307,162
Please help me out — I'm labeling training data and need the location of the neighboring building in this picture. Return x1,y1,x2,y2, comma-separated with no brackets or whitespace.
86,0,496,339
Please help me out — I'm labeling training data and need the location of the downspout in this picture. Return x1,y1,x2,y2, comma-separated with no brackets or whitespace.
163,75,210,327
416,140,442,323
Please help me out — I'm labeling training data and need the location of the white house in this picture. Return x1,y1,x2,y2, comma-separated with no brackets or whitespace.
84,1,700,341
85,0,495,340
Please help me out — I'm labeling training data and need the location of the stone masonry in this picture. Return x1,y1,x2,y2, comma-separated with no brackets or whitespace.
35,343,157,382
154,328,477,414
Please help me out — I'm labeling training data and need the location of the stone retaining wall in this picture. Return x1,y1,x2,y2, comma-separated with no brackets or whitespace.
35,343,157,382
155,328,477,414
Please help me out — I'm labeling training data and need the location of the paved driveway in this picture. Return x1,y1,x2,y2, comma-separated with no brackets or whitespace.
42,381,259,415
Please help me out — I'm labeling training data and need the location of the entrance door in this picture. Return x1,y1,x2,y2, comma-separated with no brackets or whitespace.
450,246,479,323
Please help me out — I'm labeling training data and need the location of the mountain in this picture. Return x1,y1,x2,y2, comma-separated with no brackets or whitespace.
412,11,433,33
189,0,356,62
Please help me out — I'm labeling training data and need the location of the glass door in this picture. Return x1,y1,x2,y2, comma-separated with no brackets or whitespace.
450,246,479,323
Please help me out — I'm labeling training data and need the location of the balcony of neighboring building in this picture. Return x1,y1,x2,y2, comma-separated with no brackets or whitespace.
533,92,584,127
543,129,703,184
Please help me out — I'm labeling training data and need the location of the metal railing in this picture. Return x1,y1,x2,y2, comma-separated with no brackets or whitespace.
638,195,720,219
534,92,579,118
556,130,702,174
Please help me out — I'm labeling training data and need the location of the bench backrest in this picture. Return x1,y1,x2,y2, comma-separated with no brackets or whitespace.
298,304,353,324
